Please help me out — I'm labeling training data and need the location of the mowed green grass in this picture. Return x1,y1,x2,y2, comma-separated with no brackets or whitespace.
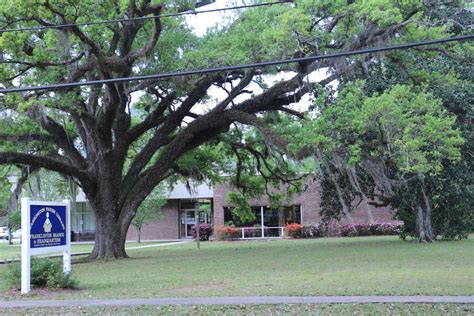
0,241,169,261
3,304,474,315
0,236,472,300
0,242,93,261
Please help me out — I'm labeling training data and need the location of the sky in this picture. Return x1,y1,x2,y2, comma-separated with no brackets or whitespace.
180,0,334,115
188,0,243,36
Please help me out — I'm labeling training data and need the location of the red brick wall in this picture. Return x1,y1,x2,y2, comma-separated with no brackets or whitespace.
212,179,395,226
343,200,395,224
126,200,180,241
213,185,226,226
127,180,396,241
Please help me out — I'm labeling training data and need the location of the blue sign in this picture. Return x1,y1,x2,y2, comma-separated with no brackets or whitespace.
30,205,67,249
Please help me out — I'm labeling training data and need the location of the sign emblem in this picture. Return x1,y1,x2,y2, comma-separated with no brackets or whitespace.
43,212,52,233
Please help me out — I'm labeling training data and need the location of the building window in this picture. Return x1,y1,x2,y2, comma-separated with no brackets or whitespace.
72,202,96,233
224,205,301,227
263,207,279,227
284,205,301,225
224,206,261,227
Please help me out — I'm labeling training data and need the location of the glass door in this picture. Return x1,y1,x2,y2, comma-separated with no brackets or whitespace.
180,199,213,239
182,209,211,238
185,210,196,238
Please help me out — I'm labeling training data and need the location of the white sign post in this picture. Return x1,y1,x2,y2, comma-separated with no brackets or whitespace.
21,198,71,294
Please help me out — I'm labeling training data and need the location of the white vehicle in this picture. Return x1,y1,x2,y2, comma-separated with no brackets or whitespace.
12,229,21,239
0,227,9,240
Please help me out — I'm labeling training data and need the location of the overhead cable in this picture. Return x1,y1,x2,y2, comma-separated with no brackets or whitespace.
0,0,293,33
0,34,472,94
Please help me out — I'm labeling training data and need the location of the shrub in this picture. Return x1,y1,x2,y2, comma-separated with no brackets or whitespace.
370,223,384,236
323,222,342,237
190,223,213,241
341,222,404,237
341,223,371,237
3,257,78,289
243,226,262,238
284,223,302,238
341,223,358,237
355,223,371,236
214,225,240,240
374,222,403,235
3,260,21,289
301,225,322,238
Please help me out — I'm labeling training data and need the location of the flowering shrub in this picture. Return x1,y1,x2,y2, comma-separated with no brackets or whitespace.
211,222,403,240
324,222,342,237
295,221,405,238
301,225,322,238
371,222,404,235
341,222,404,237
214,225,240,240
341,223,358,237
284,223,302,238
355,223,371,236
190,223,213,241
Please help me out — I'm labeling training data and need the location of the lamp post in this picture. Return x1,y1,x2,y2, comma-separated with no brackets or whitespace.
195,204,200,249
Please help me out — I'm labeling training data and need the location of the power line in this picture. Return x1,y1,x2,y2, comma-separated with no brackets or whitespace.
0,34,472,94
0,0,293,33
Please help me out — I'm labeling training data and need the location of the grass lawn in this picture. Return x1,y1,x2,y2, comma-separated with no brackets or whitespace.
0,236,472,300
2,304,474,315
0,241,171,261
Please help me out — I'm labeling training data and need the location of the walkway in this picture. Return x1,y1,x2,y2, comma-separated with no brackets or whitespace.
1,296,473,308
125,240,191,250
0,240,191,264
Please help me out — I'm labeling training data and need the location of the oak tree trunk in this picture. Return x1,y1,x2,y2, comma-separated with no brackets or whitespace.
87,208,130,260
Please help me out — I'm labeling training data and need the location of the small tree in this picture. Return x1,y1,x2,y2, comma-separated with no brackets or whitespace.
131,185,166,243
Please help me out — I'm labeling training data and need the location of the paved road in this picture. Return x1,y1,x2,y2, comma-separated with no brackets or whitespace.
1,296,473,308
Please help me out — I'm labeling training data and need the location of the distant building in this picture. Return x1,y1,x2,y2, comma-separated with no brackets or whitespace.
72,180,394,241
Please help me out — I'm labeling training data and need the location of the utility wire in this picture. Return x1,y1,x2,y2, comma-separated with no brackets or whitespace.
0,34,472,94
0,0,293,33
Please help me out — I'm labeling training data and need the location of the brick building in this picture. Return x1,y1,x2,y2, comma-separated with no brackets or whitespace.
72,180,394,241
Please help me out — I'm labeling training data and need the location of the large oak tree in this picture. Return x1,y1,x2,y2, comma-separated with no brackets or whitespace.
0,0,431,259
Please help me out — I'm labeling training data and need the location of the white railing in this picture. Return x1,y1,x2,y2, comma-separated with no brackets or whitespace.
239,226,285,239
